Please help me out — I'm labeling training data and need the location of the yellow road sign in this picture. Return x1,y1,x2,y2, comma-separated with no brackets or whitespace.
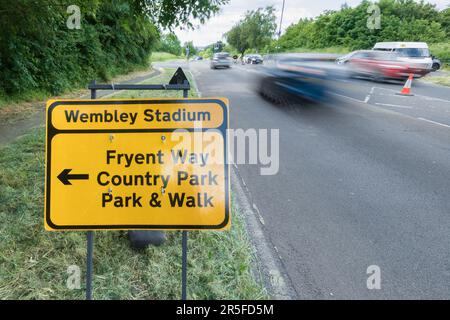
45,99,230,231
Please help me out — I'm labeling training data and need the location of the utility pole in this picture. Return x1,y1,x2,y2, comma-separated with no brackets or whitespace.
278,0,286,39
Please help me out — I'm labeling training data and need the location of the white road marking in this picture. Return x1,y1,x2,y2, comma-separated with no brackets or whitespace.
231,169,295,299
364,87,376,103
187,70,202,97
328,92,366,103
252,203,266,226
374,103,413,109
417,118,450,129
374,86,450,103
191,65,294,298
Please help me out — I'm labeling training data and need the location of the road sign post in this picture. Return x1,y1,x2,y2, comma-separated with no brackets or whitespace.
45,69,230,299
86,83,97,301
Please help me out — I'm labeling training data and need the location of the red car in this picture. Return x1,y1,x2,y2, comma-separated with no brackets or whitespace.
346,50,426,81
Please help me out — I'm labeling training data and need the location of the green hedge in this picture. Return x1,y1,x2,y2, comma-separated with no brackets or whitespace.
0,0,158,98
276,0,449,52
430,43,450,62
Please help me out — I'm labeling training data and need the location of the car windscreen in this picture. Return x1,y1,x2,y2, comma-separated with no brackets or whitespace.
394,48,430,57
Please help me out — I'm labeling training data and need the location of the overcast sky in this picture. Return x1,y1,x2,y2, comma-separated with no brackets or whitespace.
174,0,449,47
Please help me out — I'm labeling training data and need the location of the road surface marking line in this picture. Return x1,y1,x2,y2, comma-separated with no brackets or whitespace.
328,92,365,103
417,118,450,128
364,87,376,103
188,70,202,97
374,86,450,103
252,203,266,226
191,69,297,300
374,103,413,109
231,169,295,299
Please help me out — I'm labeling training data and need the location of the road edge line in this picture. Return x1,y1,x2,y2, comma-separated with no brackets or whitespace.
188,67,293,298
417,117,450,128
187,70,202,97
231,167,296,300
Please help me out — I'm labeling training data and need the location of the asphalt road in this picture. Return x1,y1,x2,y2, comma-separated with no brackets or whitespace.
159,60,450,299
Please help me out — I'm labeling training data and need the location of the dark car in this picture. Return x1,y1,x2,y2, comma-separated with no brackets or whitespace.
257,54,345,104
247,54,263,64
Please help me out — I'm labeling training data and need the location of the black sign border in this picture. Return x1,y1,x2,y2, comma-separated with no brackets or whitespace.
45,99,229,230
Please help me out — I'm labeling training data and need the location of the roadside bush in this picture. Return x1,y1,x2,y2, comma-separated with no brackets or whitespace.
276,0,449,51
430,43,450,63
0,0,158,97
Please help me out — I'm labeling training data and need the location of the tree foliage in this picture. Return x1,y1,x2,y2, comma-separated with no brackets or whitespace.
0,0,228,97
157,33,182,56
225,6,277,56
277,0,449,51
132,0,230,30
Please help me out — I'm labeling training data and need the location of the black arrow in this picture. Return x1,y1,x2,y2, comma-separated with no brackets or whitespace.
58,169,89,185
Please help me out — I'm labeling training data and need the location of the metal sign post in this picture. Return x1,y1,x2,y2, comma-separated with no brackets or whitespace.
85,69,191,300
86,81,97,301
86,231,94,300
181,86,189,301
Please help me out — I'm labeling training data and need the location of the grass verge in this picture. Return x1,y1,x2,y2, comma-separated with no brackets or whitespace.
285,46,350,55
0,68,268,300
0,63,155,124
0,51,183,124
108,68,199,99
420,73,450,87
150,52,183,63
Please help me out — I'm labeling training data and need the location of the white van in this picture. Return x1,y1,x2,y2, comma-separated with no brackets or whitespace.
373,42,433,75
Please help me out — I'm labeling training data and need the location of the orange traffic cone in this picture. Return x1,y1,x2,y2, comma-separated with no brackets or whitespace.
396,73,414,96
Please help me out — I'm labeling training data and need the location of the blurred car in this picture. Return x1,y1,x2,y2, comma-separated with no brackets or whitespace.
431,56,441,71
336,50,372,65
210,52,231,69
346,51,428,81
257,53,346,104
373,42,433,75
246,54,264,64
192,56,203,61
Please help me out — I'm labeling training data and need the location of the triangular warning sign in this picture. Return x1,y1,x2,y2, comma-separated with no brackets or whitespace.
169,67,189,85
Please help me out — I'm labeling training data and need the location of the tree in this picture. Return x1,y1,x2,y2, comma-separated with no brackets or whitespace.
132,0,230,29
275,0,447,51
0,0,229,96
225,6,277,57
157,33,182,56
439,6,450,38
